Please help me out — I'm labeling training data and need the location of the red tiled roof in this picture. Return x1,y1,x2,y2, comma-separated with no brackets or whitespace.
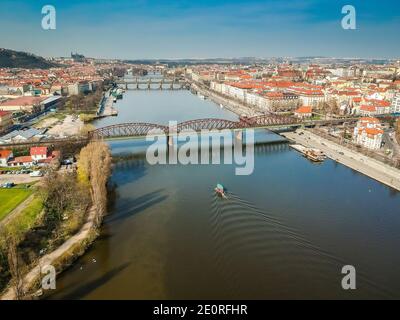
0,150,12,159
364,128,383,135
30,146,48,156
9,156,32,164
360,105,376,112
295,106,312,113
0,110,11,117
359,117,380,123
0,96,45,107
371,99,390,107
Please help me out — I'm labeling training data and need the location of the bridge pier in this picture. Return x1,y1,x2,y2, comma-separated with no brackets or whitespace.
234,129,243,142
167,135,174,147
167,134,178,164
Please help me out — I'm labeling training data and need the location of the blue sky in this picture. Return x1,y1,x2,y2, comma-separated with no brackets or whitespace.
0,0,399,59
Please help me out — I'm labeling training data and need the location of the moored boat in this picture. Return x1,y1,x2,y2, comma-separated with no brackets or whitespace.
304,150,324,162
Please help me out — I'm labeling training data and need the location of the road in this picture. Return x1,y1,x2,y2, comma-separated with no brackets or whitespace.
190,81,262,117
383,130,400,157
0,174,42,184
282,129,400,191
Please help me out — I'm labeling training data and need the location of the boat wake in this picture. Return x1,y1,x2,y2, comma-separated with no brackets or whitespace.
209,191,394,299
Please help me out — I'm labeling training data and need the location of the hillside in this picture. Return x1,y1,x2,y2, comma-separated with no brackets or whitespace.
0,48,58,69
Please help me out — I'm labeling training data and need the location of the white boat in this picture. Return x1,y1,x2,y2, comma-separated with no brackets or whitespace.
197,94,205,100
220,104,224,109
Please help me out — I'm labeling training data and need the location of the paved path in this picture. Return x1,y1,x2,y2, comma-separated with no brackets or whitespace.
282,129,400,191
0,206,98,300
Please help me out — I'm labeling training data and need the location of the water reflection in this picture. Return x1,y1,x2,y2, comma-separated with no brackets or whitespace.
48,89,400,300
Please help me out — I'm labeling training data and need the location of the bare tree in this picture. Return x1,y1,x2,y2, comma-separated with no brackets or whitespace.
77,141,112,227
6,233,24,300
395,119,400,141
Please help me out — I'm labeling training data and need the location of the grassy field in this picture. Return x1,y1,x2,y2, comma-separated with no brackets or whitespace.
9,196,43,235
0,167,22,172
0,188,33,221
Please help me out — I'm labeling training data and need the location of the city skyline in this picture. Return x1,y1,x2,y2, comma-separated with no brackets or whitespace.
0,0,399,60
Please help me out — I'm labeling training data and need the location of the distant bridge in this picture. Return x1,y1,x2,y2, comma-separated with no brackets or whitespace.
115,78,189,90
88,114,358,140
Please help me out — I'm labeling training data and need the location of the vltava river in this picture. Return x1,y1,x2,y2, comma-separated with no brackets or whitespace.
49,86,400,299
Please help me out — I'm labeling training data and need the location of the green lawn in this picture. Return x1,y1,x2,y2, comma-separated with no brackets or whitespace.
9,196,43,235
0,188,33,222
0,167,22,172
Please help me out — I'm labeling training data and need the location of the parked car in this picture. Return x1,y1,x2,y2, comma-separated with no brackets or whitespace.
1,182,15,188
29,171,43,177
62,158,74,165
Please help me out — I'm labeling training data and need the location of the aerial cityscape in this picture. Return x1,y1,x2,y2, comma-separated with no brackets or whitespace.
1,0,400,304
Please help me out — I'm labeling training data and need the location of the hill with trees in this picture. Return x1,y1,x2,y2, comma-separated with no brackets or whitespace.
0,48,58,69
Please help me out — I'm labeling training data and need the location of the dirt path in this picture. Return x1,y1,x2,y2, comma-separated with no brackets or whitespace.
0,206,98,300
0,194,35,227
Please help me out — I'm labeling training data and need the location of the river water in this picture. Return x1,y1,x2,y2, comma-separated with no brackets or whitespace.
48,81,400,299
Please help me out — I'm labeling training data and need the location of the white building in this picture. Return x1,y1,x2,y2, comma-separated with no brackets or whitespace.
391,93,400,113
67,81,91,96
353,117,383,150
287,88,325,107
30,147,48,161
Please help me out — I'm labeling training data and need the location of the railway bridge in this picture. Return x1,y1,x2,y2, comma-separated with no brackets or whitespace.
0,115,358,149
88,114,358,140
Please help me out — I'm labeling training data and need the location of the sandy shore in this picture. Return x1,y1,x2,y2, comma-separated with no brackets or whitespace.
282,129,400,191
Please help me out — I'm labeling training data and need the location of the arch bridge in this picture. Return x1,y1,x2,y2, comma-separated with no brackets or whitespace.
115,78,189,90
88,113,307,140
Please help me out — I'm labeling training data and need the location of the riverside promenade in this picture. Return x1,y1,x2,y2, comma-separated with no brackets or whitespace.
190,81,262,117
96,91,117,117
283,129,400,191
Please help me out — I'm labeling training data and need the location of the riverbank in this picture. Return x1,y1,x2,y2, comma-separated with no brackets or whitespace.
0,141,111,300
190,81,261,117
96,91,118,118
0,205,99,300
282,129,400,191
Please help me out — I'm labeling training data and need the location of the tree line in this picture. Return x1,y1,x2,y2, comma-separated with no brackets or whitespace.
0,141,111,299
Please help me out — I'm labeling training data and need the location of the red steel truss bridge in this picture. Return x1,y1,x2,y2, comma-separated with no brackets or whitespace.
88,114,357,140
